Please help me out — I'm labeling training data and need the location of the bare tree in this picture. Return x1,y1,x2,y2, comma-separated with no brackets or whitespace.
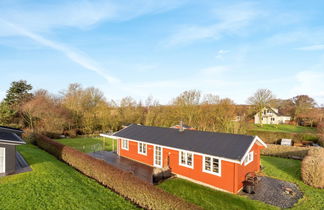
247,89,274,126
292,95,316,125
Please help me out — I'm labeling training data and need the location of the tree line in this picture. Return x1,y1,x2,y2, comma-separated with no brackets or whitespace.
0,80,322,137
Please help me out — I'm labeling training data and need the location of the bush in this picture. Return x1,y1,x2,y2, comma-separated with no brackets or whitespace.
22,129,39,144
35,135,200,210
301,148,324,188
318,135,324,147
261,144,311,159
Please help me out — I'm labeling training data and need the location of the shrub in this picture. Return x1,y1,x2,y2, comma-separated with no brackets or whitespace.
35,135,200,210
301,148,324,188
261,144,311,159
22,129,39,144
318,135,324,147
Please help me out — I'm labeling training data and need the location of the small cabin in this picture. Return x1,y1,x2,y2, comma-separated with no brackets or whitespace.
0,126,25,176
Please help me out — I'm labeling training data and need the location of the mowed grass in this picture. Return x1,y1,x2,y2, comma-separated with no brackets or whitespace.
159,156,324,210
0,144,136,210
250,124,316,134
158,178,276,210
261,156,324,209
56,137,115,153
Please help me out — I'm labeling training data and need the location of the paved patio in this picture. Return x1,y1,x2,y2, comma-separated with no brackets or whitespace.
240,176,303,208
89,151,155,184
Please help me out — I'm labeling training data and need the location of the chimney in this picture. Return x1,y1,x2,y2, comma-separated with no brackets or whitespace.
179,121,184,132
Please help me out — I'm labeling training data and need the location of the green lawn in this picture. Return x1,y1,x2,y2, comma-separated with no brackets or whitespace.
249,124,316,134
159,179,276,210
0,144,136,210
159,156,324,210
262,156,324,209
56,137,115,153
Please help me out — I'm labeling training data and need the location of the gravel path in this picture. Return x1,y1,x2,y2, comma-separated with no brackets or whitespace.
240,176,303,208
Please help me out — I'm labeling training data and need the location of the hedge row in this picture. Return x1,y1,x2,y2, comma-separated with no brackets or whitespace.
247,130,318,144
261,144,311,159
301,148,324,188
35,135,201,210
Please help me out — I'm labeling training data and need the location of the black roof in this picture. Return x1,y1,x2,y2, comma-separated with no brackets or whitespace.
0,126,25,145
0,126,23,132
113,124,256,161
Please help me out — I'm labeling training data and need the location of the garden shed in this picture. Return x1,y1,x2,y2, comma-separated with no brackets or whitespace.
0,126,25,176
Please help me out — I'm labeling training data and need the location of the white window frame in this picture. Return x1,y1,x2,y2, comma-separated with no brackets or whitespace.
121,139,129,150
0,147,5,173
138,142,147,155
202,155,221,176
179,150,194,168
154,146,163,168
244,151,254,166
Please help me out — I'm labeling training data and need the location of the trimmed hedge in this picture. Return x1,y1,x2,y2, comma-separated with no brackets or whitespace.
247,130,318,144
301,148,324,188
261,144,311,159
35,135,201,210
318,135,324,147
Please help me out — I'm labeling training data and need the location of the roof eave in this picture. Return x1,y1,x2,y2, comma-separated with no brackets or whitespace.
239,136,267,164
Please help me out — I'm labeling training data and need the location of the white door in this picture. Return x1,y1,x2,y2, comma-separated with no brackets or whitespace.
0,147,5,173
154,146,162,168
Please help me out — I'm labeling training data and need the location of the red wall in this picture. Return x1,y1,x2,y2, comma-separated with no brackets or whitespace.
118,138,263,194
119,140,154,166
235,143,263,192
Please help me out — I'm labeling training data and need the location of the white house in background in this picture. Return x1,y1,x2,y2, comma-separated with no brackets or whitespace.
254,107,291,125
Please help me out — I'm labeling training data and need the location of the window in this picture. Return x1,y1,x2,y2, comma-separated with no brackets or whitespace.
138,142,147,155
203,155,221,176
271,118,275,121
244,151,254,165
154,146,162,167
121,139,129,150
179,151,193,168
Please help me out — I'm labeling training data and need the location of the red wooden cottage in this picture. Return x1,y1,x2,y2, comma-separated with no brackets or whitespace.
107,124,266,194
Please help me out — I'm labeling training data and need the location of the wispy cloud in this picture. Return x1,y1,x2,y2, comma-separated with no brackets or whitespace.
296,44,324,51
163,2,263,47
215,49,230,60
293,71,324,101
1,19,119,84
0,0,185,36
266,29,324,47
200,65,229,76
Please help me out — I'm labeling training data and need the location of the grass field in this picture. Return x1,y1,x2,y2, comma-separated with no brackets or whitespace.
159,156,324,210
0,144,136,210
249,124,316,134
56,137,114,153
159,178,276,210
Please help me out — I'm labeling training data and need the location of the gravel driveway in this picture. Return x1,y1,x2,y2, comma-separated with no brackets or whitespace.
240,176,303,208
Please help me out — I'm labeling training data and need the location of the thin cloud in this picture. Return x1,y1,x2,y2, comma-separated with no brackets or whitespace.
163,2,262,47
293,71,324,101
215,49,230,60
1,19,119,84
0,0,185,36
296,44,324,51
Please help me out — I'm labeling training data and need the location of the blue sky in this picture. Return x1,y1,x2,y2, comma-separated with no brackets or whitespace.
0,0,324,105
